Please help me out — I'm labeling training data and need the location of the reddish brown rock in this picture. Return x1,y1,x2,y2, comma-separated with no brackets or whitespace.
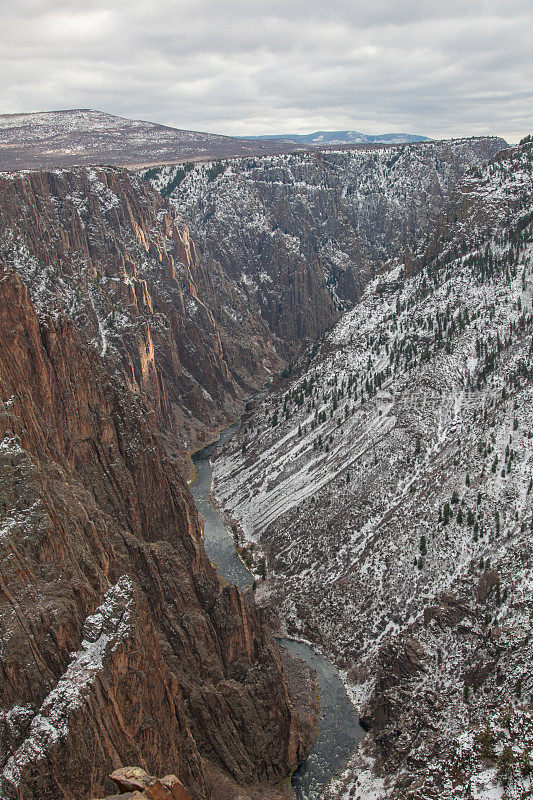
109,768,155,793
104,768,193,800
476,569,500,604
97,793,146,800
0,167,284,470
0,267,317,799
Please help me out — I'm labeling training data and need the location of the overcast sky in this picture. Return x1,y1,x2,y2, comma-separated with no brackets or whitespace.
1,0,532,142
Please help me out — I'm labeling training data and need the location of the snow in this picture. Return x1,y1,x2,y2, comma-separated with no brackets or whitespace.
0,434,45,544
0,109,306,170
0,128,526,799
209,142,533,800
145,138,507,328
1,576,135,789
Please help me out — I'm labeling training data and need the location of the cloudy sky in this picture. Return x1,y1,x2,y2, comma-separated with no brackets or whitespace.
1,0,532,141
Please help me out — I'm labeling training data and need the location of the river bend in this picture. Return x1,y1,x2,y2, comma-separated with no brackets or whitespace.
190,424,364,800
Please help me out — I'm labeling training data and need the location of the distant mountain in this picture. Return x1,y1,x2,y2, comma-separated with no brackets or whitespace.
0,109,301,171
0,110,431,171
241,130,431,145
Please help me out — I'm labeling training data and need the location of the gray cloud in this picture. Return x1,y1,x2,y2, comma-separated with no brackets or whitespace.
1,0,531,141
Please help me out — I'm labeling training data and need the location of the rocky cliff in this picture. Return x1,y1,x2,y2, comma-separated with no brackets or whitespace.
147,137,506,348
0,133,517,800
0,167,284,466
0,251,316,795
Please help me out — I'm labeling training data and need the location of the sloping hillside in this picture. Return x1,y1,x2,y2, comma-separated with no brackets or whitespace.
0,109,300,170
211,140,533,800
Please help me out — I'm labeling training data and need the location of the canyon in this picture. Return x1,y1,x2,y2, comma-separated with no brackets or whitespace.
0,126,530,800
0,166,316,800
147,136,505,343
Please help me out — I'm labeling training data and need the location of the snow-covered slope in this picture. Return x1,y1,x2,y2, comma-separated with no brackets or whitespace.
211,140,533,799
148,137,506,346
241,130,430,145
0,109,302,170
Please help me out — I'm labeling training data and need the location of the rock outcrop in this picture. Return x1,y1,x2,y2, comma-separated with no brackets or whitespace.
94,766,193,800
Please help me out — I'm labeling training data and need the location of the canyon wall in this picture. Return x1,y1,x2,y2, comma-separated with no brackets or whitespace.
0,167,283,463
0,135,513,800
0,185,316,798
210,141,533,799
149,137,506,347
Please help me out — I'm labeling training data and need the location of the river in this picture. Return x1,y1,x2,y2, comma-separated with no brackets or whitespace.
190,423,364,800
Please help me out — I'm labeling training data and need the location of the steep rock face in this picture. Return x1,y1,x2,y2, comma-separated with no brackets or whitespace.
0,135,515,800
0,167,283,462
148,137,506,347
0,267,316,799
211,142,533,798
